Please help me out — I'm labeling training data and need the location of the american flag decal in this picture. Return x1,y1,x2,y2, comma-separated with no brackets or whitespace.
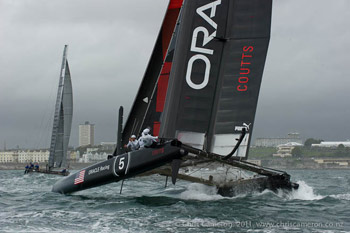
74,170,85,185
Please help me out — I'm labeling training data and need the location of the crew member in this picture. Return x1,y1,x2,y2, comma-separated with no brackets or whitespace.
24,164,30,174
138,138,144,149
124,135,140,151
139,128,158,149
34,163,39,171
138,132,145,149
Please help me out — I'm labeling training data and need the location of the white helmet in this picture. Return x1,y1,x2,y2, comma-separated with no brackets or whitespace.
143,128,150,135
131,135,136,139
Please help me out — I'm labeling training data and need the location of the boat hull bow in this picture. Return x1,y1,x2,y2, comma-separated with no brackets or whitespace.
52,142,183,194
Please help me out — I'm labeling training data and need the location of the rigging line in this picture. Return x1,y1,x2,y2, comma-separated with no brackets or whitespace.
226,168,247,179
34,70,58,149
130,119,137,136
44,104,56,148
138,62,166,133
138,9,182,134
186,160,215,176
35,98,54,149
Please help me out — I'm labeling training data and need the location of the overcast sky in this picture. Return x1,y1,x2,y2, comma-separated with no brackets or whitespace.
1,0,349,149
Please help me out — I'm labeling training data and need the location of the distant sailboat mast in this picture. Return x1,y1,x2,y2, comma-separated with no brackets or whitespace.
48,45,73,169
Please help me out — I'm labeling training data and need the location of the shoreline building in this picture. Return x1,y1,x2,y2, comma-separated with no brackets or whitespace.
273,142,303,158
79,121,95,147
254,133,302,147
312,141,350,148
0,150,49,163
100,142,116,152
79,148,107,163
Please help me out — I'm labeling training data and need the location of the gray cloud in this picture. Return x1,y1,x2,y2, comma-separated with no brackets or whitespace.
1,0,349,149
254,0,350,141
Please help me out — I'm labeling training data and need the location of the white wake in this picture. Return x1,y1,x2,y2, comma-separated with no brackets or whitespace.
282,181,324,200
179,183,226,201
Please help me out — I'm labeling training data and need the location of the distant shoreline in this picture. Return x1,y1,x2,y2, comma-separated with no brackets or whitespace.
257,158,350,170
1,161,348,171
0,162,95,171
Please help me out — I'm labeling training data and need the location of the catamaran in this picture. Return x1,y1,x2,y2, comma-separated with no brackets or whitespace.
53,0,298,196
26,45,72,176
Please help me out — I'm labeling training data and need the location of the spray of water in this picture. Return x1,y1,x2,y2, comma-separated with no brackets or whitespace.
178,180,329,201
329,193,350,201
280,181,324,200
179,183,225,201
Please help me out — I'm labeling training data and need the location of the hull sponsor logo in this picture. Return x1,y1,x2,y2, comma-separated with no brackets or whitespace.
88,165,110,176
152,148,165,156
186,0,221,90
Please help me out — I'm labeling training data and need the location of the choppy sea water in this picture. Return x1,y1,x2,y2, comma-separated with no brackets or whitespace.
0,169,349,233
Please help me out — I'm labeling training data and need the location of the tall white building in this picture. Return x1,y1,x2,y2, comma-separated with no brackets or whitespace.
79,121,95,147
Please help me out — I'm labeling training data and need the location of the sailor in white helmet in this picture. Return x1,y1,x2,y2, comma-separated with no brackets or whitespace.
138,129,148,149
124,135,140,151
139,128,158,149
138,133,145,149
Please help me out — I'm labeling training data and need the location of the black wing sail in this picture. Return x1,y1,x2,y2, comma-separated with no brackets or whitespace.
159,0,272,159
118,0,183,155
140,11,182,138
